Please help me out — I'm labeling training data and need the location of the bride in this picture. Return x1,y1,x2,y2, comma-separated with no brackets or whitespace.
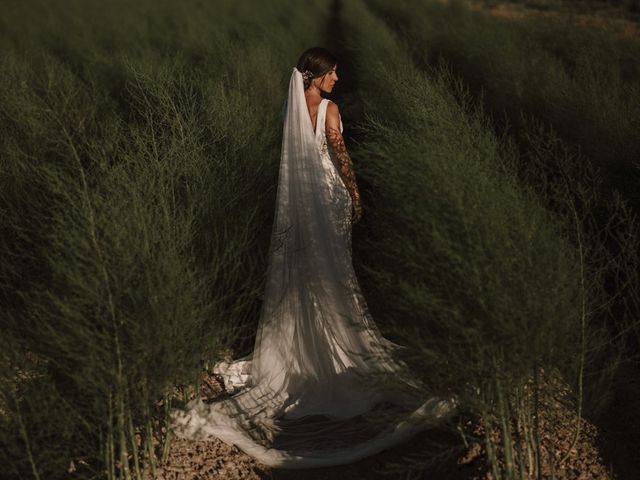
170,47,455,469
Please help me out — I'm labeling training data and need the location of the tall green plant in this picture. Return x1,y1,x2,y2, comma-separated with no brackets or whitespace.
369,0,640,210
0,0,331,478
339,0,622,476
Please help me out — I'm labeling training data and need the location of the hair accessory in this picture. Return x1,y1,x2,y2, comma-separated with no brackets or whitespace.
301,69,314,82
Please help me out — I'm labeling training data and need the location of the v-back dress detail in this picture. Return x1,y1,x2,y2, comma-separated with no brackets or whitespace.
170,82,455,468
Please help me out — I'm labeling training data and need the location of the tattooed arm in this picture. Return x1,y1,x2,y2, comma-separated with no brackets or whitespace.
325,101,362,224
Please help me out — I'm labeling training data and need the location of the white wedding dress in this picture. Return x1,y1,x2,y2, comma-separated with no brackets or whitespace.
170,68,455,469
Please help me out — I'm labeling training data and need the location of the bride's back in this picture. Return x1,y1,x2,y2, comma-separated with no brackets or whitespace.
304,93,325,132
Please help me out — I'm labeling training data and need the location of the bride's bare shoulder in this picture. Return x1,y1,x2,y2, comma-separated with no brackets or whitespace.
326,100,340,118
325,101,341,131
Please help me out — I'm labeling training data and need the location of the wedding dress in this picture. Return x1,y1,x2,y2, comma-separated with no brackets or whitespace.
170,67,455,469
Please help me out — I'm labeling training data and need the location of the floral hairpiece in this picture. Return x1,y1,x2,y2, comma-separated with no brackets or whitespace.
301,69,314,82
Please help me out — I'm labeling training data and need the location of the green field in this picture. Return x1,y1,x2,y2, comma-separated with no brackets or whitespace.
1,0,639,479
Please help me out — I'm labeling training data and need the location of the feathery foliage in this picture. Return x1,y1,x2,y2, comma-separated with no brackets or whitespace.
341,0,639,477
0,0,330,478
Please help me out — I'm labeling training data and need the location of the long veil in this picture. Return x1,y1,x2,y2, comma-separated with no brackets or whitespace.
170,67,455,469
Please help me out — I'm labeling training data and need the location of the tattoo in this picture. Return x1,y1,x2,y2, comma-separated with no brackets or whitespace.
326,126,361,204
326,125,363,223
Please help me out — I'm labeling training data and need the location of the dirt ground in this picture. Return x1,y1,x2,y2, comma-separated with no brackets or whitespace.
148,368,610,480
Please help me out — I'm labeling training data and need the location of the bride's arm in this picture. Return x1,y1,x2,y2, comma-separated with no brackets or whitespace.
325,102,362,223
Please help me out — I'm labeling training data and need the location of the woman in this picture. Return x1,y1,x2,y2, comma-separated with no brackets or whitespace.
299,49,362,226
171,47,454,469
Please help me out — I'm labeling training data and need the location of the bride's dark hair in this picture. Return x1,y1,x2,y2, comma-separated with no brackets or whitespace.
296,47,337,90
